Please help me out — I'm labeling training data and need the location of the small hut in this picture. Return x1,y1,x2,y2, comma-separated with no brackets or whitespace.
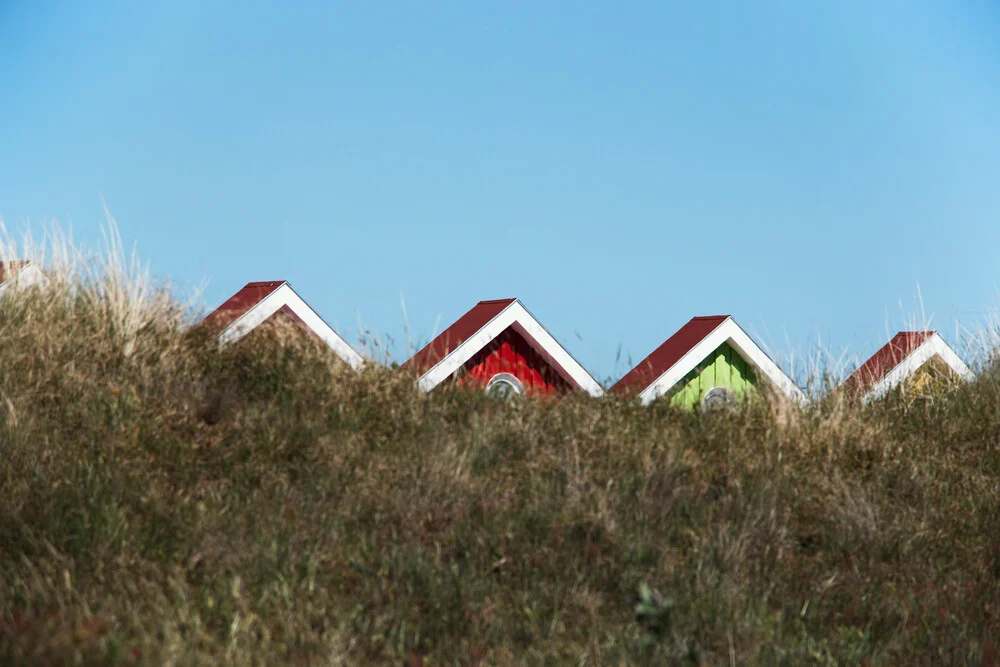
611,315,804,409
200,280,364,369
842,331,971,403
403,298,603,398
0,260,46,294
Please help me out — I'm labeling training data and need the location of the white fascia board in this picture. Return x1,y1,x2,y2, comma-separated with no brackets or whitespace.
0,263,48,295
637,317,806,406
416,300,604,397
509,301,604,397
218,282,364,370
861,333,973,403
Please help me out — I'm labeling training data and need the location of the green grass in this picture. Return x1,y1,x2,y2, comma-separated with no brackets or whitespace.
1,254,1000,664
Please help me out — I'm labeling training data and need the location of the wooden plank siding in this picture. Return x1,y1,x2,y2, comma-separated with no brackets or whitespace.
665,342,758,409
454,327,571,396
900,355,962,397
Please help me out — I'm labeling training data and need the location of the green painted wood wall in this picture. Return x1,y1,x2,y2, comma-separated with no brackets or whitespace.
666,343,758,409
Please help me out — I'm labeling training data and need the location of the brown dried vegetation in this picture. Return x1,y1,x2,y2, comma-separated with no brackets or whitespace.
1,257,1000,664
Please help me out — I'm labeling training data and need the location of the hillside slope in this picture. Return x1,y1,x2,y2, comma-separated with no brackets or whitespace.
1,280,999,665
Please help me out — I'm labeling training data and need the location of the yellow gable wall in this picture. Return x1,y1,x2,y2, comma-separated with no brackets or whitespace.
900,354,961,398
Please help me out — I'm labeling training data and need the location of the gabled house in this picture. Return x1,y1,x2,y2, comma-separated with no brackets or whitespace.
201,280,364,369
403,298,604,397
611,315,805,408
0,260,47,294
842,331,972,403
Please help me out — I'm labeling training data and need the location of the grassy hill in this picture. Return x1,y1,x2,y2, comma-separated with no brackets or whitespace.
1,263,999,664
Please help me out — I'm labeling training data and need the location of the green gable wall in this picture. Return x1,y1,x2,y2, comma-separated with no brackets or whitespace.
666,343,758,409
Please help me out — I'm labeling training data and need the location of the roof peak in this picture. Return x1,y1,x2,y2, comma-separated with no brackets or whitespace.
844,331,940,396
478,297,517,305
244,280,287,288
0,260,34,283
611,315,733,394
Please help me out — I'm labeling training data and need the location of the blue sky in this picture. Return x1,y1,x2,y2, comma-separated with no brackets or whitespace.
2,1,999,382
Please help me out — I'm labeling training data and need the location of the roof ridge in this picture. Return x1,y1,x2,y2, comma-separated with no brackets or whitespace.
478,297,517,305
244,280,287,287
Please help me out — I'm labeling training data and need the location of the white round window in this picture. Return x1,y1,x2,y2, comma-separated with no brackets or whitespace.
485,373,524,401
701,386,736,412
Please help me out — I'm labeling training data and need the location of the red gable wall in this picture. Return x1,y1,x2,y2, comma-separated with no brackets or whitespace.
455,326,571,396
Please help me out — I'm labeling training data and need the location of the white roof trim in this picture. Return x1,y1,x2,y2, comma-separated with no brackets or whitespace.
0,262,48,295
217,282,364,370
860,333,972,403
416,300,604,397
636,317,806,406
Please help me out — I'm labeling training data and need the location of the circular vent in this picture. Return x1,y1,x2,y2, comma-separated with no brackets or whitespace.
701,386,736,412
485,373,525,401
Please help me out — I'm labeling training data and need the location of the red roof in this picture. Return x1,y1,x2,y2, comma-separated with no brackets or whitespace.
403,298,517,373
201,280,286,329
0,260,32,284
843,331,935,396
610,315,730,395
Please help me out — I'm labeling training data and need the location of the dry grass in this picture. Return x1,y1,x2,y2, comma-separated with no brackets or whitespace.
1,223,999,664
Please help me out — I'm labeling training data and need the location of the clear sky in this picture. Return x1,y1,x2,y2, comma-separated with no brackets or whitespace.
2,1,999,383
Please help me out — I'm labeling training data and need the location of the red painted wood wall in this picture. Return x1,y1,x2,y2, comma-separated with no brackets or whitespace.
455,327,571,395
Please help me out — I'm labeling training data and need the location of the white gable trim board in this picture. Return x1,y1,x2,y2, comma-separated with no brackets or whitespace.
217,282,365,370
861,333,972,403
415,300,605,397
636,317,806,406
0,263,48,295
